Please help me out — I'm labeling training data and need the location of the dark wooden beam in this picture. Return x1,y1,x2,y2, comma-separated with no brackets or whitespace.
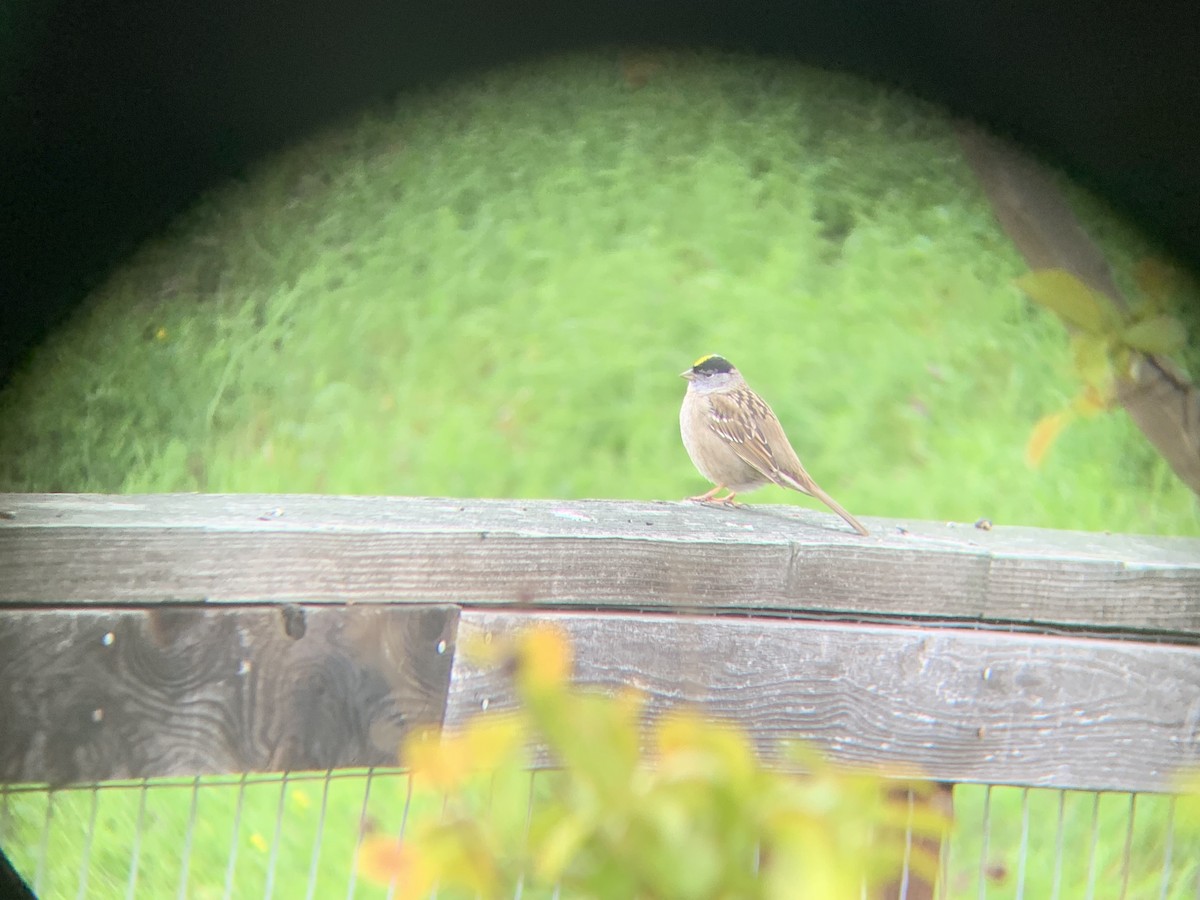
445,610,1200,794
0,605,457,786
2,494,1198,636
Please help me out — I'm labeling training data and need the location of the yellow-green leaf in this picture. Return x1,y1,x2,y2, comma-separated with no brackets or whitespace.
1070,385,1111,418
533,812,591,882
1122,314,1187,356
1026,411,1072,468
1015,269,1123,334
1069,334,1114,394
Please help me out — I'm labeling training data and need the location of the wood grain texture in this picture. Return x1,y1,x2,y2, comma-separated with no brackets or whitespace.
0,605,457,786
445,611,1200,793
1,494,1198,635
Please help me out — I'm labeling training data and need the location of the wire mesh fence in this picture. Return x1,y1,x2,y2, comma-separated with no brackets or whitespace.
2,771,1198,899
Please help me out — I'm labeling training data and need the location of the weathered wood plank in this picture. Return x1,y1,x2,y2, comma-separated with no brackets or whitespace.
0,605,457,786
444,611,1200,793
2,494,1198,635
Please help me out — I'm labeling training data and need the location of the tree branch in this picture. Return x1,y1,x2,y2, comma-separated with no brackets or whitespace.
956,121,1200,496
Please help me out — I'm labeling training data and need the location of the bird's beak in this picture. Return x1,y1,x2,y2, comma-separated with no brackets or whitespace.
680,369,694,380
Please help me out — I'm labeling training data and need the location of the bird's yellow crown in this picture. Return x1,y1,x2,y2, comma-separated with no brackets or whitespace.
689,354,734,375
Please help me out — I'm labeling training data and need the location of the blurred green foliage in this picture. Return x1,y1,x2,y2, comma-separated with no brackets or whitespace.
1016,264,1192,466
357,624,946,900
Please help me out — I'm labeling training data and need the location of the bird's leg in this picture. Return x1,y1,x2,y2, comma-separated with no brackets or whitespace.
687,485,725,502
717,491,744,507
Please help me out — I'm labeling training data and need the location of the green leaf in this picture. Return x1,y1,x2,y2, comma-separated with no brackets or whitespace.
1015,269,1124,334
1122,314,1187,356
532,811,592,882
1069,334,1114,394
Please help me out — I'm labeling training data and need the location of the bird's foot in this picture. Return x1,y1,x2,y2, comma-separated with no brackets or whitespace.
687,487,747,507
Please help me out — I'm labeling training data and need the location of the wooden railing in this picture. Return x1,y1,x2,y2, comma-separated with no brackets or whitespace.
2,492,1198,796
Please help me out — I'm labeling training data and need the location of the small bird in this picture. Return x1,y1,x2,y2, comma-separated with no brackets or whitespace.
679,354,869,536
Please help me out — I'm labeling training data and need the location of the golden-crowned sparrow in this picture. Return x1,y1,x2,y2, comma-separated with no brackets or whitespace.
679,354,869,535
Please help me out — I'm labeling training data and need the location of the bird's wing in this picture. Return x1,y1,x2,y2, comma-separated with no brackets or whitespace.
706,389,870,535
704,391,815,495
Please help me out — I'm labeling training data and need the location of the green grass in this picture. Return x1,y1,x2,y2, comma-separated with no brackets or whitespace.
0,47,1197,897
1,772,432,899
4,777,1200,898
947,786,1200,897
2,49,1196,532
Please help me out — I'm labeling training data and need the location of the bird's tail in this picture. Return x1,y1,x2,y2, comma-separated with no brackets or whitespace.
779,471,870,536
